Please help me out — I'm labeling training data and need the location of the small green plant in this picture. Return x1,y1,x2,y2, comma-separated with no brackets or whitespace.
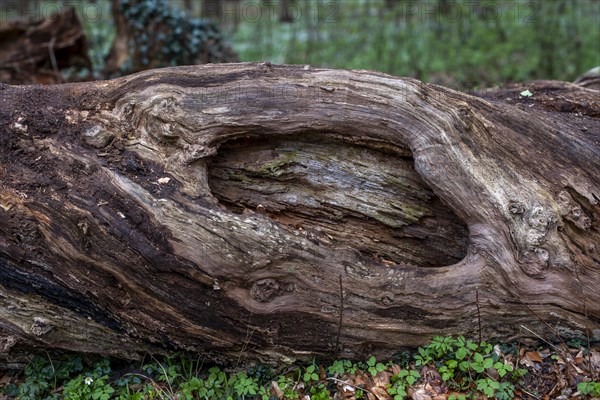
308,381,331,400
469,352,494,374
414,347,433,367
257,385,271,400
427,335,457,358
495,381,516,400
63,358,115,400
9,354,83,400
326,359,358,376
411,336,520,397
365,356,386,376
566,338,587,349
578,381,600,396
276,374,300,399
178,376,204,400
5,335,592,400
113,373,149,400
493,360,514,378
476,377,500,398
303,363,320,382
387,383,408,400
230,372,259,399
387,369,420,400
438,359,458,381
454,336,479,360
327,360,347,375
512,367,529,380
63,374,115,400
201,366,228,399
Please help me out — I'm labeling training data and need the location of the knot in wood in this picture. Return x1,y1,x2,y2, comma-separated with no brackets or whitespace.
522,247,550,277
527,206,555,230
30,317,54,337
535,247,549,262
250,278,280,303
568,206,592,230
0,336,17,352
556,190,591,230
524,205,557,246
77,220,89,236
83,125,114,148
381,295,393,306
508,200,525,215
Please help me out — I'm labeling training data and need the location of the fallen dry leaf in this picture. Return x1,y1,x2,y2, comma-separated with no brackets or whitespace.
336,380,355,398
526,351,543,363
408,383,437,400
574,350,584,364
409,390,432,400
353,371,370,388
370,386,392,400
372,371,391,388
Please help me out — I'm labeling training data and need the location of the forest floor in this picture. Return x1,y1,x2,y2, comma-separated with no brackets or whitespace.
0,335,599,400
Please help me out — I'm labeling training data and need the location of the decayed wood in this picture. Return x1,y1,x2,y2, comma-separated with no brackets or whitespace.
0,63,599,362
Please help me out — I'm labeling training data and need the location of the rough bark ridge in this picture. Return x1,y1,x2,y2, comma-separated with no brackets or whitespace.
0,63,599,362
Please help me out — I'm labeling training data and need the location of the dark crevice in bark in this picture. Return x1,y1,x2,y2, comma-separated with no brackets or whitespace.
0,256,125,332
208,135,469,268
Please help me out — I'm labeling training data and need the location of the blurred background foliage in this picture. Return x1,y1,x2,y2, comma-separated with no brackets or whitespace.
228,0,600,89
1,0,598,89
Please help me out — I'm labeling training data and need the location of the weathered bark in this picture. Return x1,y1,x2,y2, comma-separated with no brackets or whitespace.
0,64,599,363
574,66,600,91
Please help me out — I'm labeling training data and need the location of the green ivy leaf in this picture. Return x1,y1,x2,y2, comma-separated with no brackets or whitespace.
483,358,494,369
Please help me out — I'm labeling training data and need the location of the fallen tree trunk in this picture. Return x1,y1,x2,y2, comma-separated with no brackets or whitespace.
0,64,599,363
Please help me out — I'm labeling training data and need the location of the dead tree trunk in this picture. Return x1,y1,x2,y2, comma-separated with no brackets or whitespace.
0,64,599,362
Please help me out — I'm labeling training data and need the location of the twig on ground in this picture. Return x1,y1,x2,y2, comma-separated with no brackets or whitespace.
517,299,570,351
521,388,541,399
520,325,560,352
327,376,378,398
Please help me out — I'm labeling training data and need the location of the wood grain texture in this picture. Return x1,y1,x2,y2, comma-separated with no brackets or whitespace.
0,64,598,362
